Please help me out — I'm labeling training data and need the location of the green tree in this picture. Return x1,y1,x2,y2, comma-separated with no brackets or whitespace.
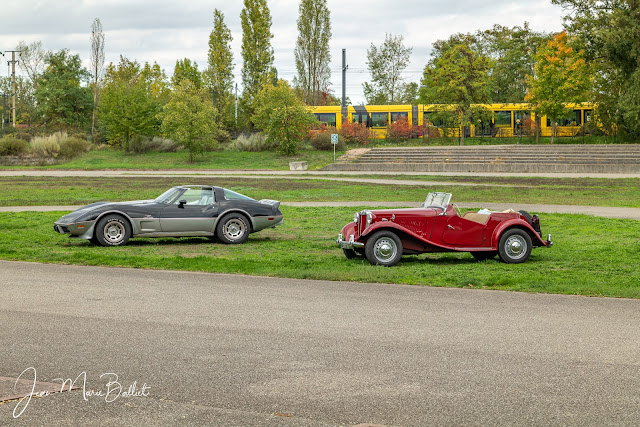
204,9,235,129
478,23,548,103
142,62,170,104
420,34,491,144
172,58,202,89
293,0,332,105
525,31,591,144
363,33,413,105
35,49,93,128
162,81,219,162
253,80,319,155
552,0,640,138
99,56,162,149
240,0,274,127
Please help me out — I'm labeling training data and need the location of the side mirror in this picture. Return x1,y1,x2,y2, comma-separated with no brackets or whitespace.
178,199,187,208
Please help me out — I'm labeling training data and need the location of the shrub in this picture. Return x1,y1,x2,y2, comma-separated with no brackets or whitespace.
31,137,60,158
310,128,345,151
386,117,418,141
0,136,29,156
338,121,372,145
150,136,181,152
229,133,275,152
59,137,91,158
16,132,32,142
129,135,152,154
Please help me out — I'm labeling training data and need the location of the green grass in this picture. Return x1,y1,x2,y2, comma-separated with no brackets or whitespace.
1,208,639,298
2,176,640,208
0,148,342,171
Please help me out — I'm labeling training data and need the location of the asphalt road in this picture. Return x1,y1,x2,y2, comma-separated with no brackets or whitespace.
1,261,640,426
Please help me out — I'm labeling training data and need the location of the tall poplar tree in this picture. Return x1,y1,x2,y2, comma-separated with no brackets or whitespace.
293,0,332,105
90,18,105,141
363,33,413,105
205,9,234,129
240,0,274,127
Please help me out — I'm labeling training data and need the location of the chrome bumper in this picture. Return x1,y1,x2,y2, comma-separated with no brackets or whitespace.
547,233,553,247
337,233,364,249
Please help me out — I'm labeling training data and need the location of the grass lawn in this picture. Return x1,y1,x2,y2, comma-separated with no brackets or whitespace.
1,208,639,298
0,148,342,171
2,176,640,208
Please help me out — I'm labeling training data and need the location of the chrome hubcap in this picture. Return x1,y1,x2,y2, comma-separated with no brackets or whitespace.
505,235,527,259
374,237,397,261
104,221,124,243
224,219,246,240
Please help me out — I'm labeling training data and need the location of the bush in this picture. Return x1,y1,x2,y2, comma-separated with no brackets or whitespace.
386,117,418,141
0,136,29,156
229,133,275,152
310,128,345,151
129,135,152,154
150,137,181,152
59,137,91,159
338,121,372,145
31,137,60,158
16,132,32,142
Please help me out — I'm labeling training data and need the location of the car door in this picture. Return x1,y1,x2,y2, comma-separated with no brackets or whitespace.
159,187,219,233
441,215,488,247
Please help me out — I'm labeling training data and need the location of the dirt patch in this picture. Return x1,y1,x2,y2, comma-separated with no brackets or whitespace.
337,148,370,162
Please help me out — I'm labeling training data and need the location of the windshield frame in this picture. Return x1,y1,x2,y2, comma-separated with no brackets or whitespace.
154,187,185,204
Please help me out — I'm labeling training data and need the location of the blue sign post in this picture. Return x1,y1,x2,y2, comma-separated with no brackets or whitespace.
331,134,338,162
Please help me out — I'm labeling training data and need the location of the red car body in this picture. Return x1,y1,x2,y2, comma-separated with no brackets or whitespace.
337,193,551,266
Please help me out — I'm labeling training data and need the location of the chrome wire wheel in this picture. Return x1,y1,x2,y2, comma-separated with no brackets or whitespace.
498,229,532,264
103,220,125,244
223,218,246,241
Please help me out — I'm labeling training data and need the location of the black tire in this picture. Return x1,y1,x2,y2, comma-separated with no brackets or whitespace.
518,210,533,225
498,229,532,264
89,236,100,245
216,213,250,244
95,214,131,247
364,230,403,267
343,248,358,259
471,251,497,261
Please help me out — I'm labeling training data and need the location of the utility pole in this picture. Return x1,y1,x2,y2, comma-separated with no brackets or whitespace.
341,49,347,122
5,50,20,127
234,83,238,127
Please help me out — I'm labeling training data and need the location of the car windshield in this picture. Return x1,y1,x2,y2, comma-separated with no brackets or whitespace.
223,188,255,201
422,192,452,209
155,187,183,204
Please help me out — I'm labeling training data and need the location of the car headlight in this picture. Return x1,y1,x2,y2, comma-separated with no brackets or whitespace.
354,212,360,224
365,211,372,228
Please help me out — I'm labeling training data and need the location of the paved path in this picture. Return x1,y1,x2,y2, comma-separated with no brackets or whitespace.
2,261,640,425
1,169,640,179
3,202,640,220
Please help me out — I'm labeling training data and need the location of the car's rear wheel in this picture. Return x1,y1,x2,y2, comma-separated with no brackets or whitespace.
217,213,250,244
471,251,497,261
95,214,131,247
498,229,532,264
365,231,403,267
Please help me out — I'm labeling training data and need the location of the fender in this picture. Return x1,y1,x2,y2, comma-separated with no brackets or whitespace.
213,208,255,231
95,210,137,234
361,221,428,244
491,219,547,248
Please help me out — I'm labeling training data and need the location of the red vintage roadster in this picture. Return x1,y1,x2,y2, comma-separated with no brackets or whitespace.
337,192,552,266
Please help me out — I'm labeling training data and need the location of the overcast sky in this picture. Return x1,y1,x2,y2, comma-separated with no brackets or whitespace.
0,0,566,104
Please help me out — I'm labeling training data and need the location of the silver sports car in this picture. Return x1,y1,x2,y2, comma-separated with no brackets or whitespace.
53,185,284,246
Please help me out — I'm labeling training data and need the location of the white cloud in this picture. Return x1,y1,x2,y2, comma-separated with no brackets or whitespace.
0,0,566,104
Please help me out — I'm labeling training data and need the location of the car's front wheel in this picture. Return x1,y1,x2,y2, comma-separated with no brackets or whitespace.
498,229,532,264
365,230,403,267
217,213,250,244
95,214,131,247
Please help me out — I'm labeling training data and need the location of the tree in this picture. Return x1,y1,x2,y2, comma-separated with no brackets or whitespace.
552,0,640,138
420,34,491,144
478,23,548,103
90,18,106,141
363,33,413,105
204,9,235,129
16,40,47,90
142,62,170,104
172,58,202,89
253,80,319,155
293,0,332,105
162,81,219,162
35,49,93,128
99,57,162,149
525,31,591,143
240,0,274,126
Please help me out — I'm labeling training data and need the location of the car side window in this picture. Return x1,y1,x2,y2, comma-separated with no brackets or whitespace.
175,188,215,205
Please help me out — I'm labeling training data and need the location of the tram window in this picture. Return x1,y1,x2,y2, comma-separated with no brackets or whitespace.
424,112,445,127
494,111,511,126
391,112,408,122
547,110,582,127
514,111,529,127
314,113,336,127
352,113,368,125
371,112,389,127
